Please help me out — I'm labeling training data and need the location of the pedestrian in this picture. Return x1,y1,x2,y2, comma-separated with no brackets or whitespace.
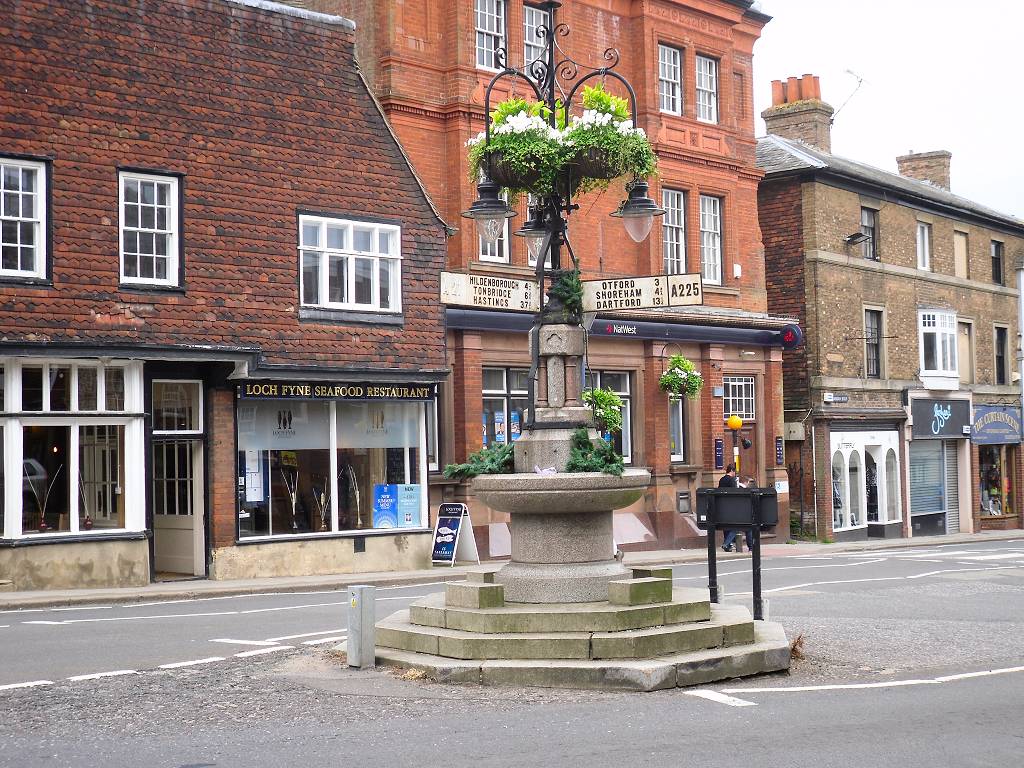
718,466,753,552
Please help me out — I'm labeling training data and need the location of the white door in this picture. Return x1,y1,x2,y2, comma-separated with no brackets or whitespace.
153,439,205,576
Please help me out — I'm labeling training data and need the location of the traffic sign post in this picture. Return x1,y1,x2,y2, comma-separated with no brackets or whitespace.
581,273,703,313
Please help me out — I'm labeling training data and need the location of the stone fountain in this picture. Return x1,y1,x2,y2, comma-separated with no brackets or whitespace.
372,305,790,690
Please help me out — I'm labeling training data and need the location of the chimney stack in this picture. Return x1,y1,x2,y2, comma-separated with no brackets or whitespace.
896,150,952,190
761,74,834,153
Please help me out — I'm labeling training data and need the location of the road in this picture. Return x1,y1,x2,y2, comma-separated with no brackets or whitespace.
1,539,1022,767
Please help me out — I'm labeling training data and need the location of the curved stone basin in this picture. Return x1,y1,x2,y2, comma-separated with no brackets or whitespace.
471,469,650,515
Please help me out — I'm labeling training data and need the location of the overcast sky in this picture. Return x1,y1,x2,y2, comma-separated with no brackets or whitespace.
752,0,1024,220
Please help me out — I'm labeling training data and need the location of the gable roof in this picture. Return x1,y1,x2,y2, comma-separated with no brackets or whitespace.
757,134,1024,232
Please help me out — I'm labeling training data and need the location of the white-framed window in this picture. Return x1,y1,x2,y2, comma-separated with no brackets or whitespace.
860,207,878,261
523,4,549,66
151,381,204,520
152,381,203,435
2,360,145,539
475,0,505,71
299,215,402,312
723,375,755,421
0,157,47,280
916,221,931,270
662,189,686,275
479,194,509,263
699,194,722,284
119,171,179,286
585,370,632,464
669,396,686,462
695,55,719,123
425,387,440,472
658,44,682,115
482,367,529,447
919,310,957,376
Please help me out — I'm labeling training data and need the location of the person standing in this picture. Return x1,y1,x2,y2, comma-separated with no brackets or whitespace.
719,466,752,552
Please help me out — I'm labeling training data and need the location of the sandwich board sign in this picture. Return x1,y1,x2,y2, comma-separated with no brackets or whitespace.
431,503,480,566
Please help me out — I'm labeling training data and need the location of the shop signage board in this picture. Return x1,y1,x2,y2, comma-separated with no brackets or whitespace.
971,405,1022,445
581,274,703,312
440,271,539,312
911,398,971,439
431,503,480,566
822,392,849,404
238,381,436,401
714,438,724,470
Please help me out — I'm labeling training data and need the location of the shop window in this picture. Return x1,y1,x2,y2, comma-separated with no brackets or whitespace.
299,215,401,313
669,396,686,463
885,448,899,522
584,370,632,464
847,451,862,527
482,367,528,447
831,451,846,530
79,425,125,529
909,440,945,515
236,399,428,537
865,452,878,522
119,171,180,287
0,157,47,280
22,425,71,534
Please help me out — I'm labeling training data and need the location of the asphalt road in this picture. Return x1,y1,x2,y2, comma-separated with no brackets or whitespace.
2,540,1022,767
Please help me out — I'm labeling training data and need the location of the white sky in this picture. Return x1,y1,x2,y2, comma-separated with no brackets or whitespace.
752,0,1024,219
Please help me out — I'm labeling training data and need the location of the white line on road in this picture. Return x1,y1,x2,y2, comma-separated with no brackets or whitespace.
907,565,1023,579
302,636,347,645
723,665,1024,695
22,620,67,625
265,629,346,642
67,670,137,682
234,646,294,658
240,601,347,614
934,666,1024,682
158,657,226,669
211,638,280,647
686,690,758,707
0,680,53,691
24,610,241,625
673,558,888,582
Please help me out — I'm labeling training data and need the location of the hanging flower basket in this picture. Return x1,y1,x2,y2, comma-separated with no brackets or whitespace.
568,145,621,180
659,354,704,400
485,150,543,190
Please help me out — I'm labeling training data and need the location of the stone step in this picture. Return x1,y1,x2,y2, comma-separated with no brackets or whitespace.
591,605,753,659
374,621,791,692
409,588,710,634
445,581,504,609
608,577,673,606
0,580,12,593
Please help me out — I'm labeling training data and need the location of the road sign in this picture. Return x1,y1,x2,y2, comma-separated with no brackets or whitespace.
582,273,702,312
440,271,539,312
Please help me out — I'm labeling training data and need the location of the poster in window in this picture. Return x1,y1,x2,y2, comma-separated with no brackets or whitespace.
482,412,488,446
494,411,506,443
372,484,399,528
244,449,264,502
397,484,421,527
510,410,521,441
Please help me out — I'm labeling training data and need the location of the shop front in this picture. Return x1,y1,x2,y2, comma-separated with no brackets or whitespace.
908,396,972,536
972,405,1022,530
829,427,902,541
211,379,437,580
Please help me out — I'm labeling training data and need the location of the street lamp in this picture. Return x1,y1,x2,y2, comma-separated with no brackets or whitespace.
513,203,548,263
610,179,663,243
462,178,515,245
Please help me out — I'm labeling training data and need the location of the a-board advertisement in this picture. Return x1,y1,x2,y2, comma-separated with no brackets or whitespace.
430,503,480,566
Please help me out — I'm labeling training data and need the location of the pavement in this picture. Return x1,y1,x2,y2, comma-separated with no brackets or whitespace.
2,529,1020,610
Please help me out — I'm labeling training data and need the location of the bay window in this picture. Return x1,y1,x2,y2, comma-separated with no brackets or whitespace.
919,310,957,377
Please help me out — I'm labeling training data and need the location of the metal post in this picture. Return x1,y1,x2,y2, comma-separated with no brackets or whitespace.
706,496,719,604
347,584,376,668
751,496,763,621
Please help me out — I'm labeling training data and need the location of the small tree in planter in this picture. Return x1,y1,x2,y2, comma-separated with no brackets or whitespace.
467,98,564,201
562,84,657,194
659,354,704,400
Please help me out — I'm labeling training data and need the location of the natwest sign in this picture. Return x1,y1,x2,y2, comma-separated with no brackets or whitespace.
604,322,638,335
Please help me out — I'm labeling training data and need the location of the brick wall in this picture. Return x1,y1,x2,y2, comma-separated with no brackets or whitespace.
0,0,447,372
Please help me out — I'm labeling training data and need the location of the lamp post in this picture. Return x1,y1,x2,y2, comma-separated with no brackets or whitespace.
727,414,743,474
461,0,664,424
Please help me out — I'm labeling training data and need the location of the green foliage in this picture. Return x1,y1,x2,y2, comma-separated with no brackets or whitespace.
581,84,630,120
548,268,583,320
659,354,704,400
582,387,623,434
565,428,624,476
443,442,514,481
490,97,550,125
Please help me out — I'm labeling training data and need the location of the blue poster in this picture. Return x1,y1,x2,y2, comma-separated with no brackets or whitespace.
431,503,466,564
372,484,398,528
510,410,521,441
397,484,421,528
494,411,506,443
482,412,488,446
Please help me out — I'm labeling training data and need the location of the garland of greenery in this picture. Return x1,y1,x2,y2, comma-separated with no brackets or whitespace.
565,428,624,476
581,387,623,434
442,442,514,481
659,354,704,399
547,268,583,321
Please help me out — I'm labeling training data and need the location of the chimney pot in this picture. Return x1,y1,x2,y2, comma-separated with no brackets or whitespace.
762,74,834,153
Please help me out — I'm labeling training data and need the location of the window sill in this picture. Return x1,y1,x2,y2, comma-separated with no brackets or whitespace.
0,276,51,288
703,284,739,297
236,528,431,545
298,307,404,326
119,283,185,296
0,530,148,547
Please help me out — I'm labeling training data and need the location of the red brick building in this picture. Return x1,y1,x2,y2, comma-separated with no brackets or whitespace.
0,0,448,589
315,0,796,553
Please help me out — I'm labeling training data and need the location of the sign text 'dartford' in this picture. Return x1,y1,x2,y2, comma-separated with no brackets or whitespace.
440,271,539,312
582,274,702,312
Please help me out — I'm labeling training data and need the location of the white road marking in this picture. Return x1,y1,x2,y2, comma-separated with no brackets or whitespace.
907,565,1023,579
967,553,1023,561
0,680,53,691
22,620,67,625
67,670,137,681
765,576,905,593
895,558,945,563
302,636,347,645
724,665,1024,695
24,610,240,625
240,601,347,614
211,638,279,647
674,558,888,582
234,645,294,658
934,665,1024,682
265,629,345,642
158,657,225,669
686,690,758,707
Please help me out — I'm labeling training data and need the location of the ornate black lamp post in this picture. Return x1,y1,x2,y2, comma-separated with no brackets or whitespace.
461,0,663,423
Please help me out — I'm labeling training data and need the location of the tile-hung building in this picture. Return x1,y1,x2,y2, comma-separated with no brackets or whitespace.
312,0,798,553
758,75,1024,542
0,0,448,590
